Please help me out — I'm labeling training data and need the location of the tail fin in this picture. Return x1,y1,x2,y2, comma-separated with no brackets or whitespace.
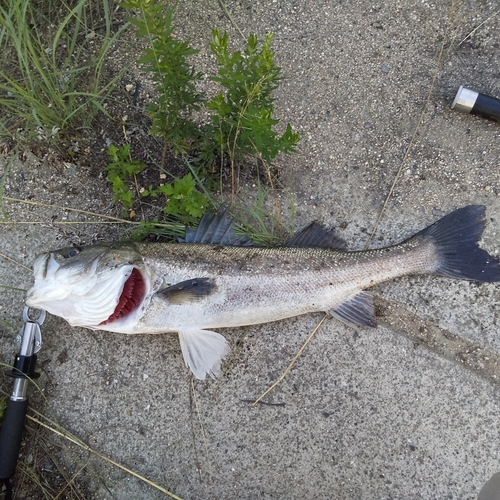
417,205,500,282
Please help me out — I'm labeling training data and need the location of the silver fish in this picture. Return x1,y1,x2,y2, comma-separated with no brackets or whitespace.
26,205,500,379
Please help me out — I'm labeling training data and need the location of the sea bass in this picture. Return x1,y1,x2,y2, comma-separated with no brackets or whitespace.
26,205,500,379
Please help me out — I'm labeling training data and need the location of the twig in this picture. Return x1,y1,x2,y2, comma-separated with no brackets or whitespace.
2,196,134,224
1,196,179,229
240,399,285,407
52,462,88,500
190,377,213,493
364,0,458,249
0,251,31,271
27,414,183,500
253,314,328,405
217,0,245,40
458,9,499,46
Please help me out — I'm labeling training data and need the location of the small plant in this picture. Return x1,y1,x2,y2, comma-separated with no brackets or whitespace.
119,0,203,156
105,143,146,212
120,1,300,176
107,143,209,224
204,30,300,168
144,173,210,223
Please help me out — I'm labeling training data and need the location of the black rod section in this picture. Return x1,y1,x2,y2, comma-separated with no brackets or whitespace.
451,86,500,122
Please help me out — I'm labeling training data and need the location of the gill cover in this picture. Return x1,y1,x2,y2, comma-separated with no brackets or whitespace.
26,243,144,327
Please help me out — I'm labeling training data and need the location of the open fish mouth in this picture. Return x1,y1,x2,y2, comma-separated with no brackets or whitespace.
99,268,145,325
27,251,147,327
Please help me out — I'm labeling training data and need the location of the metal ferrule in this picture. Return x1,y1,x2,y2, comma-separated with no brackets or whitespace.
10,378,29,402
19,322,37,358
451,86,479,113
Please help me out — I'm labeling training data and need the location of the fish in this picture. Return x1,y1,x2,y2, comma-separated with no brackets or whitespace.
25,205,500,380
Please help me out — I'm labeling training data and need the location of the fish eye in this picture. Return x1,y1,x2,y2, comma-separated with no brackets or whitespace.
61,247,81,258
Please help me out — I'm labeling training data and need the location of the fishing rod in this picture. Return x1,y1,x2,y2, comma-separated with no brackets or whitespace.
451,85,500,123
0,307,45,499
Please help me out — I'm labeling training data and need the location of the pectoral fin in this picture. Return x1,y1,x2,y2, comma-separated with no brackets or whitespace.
178,328,230,380
158,278,217,304
330,291,377,328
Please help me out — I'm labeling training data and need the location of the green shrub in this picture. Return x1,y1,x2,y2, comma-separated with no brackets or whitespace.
120,1,300,172
106,143,146,211
109,2,300,229
203,30,300,167
119,0,203,155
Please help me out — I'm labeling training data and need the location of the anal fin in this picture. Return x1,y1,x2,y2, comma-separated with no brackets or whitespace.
330,291,377,328
178,328,230,380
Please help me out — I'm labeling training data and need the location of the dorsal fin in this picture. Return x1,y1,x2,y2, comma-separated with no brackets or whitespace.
284,221,347,249
181,210,254,246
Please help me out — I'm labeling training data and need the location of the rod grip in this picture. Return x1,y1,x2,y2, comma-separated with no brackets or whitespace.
0,399,28,481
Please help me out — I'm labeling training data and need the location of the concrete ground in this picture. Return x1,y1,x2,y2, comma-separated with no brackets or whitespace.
1,0,500,498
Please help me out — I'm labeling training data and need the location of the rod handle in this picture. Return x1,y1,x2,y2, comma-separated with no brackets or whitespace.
0,399,28,481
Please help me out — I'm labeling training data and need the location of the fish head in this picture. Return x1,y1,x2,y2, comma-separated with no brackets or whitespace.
26,242,149,328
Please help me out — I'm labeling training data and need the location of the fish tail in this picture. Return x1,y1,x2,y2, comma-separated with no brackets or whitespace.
417,205,500,282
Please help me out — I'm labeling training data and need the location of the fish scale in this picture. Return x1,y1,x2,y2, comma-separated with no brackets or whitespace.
131,237,436,332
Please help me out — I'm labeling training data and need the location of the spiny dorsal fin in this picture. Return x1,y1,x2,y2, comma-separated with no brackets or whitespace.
285,221,347,250
182,210,254,246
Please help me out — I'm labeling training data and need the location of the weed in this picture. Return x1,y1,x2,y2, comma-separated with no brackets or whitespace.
112,2,300,230
0,0,127,139
143,173,210,223
121,1,300,170
160,174,209,222
204,30,300,168
106,143,210,224
119,0,204,156
105,143,146,213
